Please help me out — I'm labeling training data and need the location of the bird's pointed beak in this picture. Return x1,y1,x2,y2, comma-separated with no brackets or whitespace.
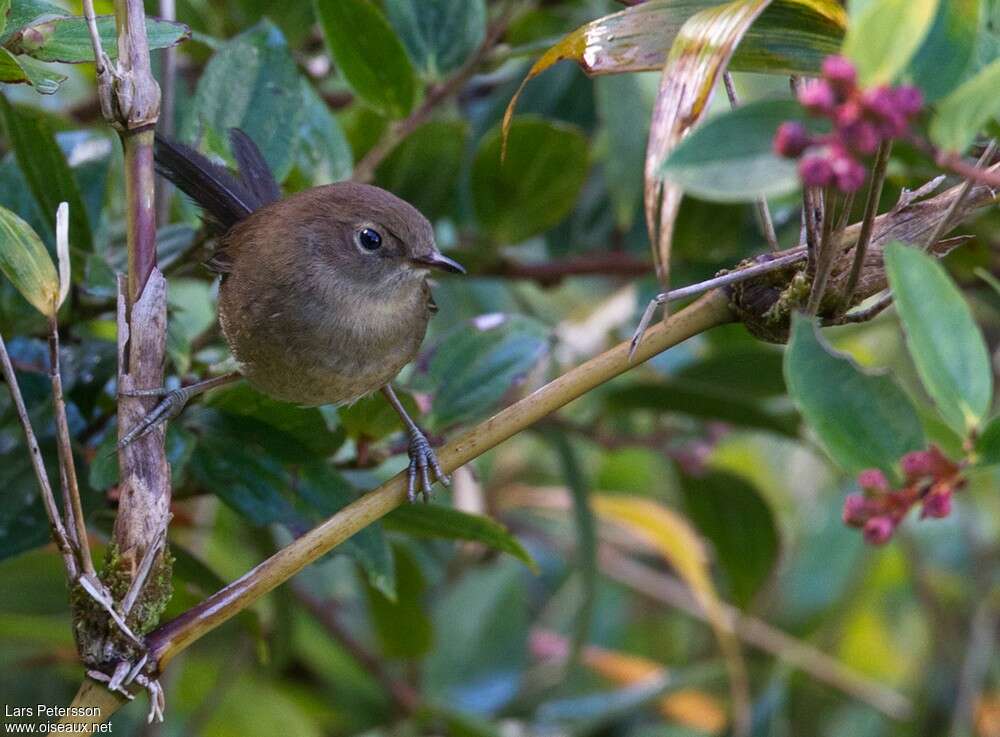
411,252,466,274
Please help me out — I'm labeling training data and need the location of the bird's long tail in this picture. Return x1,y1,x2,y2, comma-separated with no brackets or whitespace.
154,129,280,235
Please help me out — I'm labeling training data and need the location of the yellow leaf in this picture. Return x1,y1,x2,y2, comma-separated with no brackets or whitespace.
584,642,728,734
593,494,749,734
643,0,771,286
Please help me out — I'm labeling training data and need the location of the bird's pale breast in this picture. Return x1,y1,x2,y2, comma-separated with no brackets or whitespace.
217,268,431,407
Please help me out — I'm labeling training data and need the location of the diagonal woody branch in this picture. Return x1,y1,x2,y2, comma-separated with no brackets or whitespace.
58,290,736,730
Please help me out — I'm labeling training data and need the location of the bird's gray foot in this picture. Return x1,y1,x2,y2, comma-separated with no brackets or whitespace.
116,372,241,451
406,428,449,503
116,386,191,451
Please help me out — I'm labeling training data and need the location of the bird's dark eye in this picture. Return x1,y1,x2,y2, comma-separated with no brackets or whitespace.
357,227,383,251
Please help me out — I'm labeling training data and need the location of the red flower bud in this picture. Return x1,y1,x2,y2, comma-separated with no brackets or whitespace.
842,494,869,527
830,153,867,193
799,153,834,187
860,86,911,138
921,489,952,519
774,121,811,158
821,55,857,95
863,516,895,545
798,81,836,115
840,120,881,155
901,450,935,481
858,469,889,494
893,85,924,117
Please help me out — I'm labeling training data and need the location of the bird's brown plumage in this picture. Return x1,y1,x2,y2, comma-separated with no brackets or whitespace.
155,132,451,407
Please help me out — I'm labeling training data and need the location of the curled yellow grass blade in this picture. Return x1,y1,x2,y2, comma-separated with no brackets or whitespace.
593,494,750,735
643,0,772,285
501,0,845,158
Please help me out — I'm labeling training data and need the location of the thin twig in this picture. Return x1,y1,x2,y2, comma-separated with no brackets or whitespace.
81,0,108,75
481,251,653,285
352,3,512,182
842,141,892,309
724,73,779,251
0,332,78,579
49,321,96,578
934,144,1000,189
923,141,997,252
806,187,837,314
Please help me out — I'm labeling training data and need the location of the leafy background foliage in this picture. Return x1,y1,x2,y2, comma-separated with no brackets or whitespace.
1,1,1000,736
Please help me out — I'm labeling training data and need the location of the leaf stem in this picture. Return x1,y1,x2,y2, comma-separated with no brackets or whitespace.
49,320,96,578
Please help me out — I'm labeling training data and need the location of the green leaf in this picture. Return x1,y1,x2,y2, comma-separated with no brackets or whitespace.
0,204,57,316
0,441,58,561
421,313,550,428
472,117,589,243
0,1,66,47
606,380,799,437
0,47,27,85
0,0,11,37
295,79,353,185
363,545,432,658
206,383,343,461
548,431,596,666
0,97,92,251
166,278,215,374
843,0,940,85
184,21,304,182
784,313,925,479
680,471,780,609
424,560,528,712
974,415,1000,466
8,52,66,94
375,120,467,220
189,425,299,526
385,504,537,571
6,15,189,63
295,461,395,599
385,0,486,79
885,242,992,434
338,390,418,441
908,0,980,102
595,74,648,230
661,99,822,203
930,57,1000,152
314,0,416,119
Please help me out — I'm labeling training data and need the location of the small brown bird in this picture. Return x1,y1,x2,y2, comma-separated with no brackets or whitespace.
121,129,464,500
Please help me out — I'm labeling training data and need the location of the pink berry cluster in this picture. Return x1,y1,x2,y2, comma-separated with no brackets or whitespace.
842,446,965,545
773,55,924,193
